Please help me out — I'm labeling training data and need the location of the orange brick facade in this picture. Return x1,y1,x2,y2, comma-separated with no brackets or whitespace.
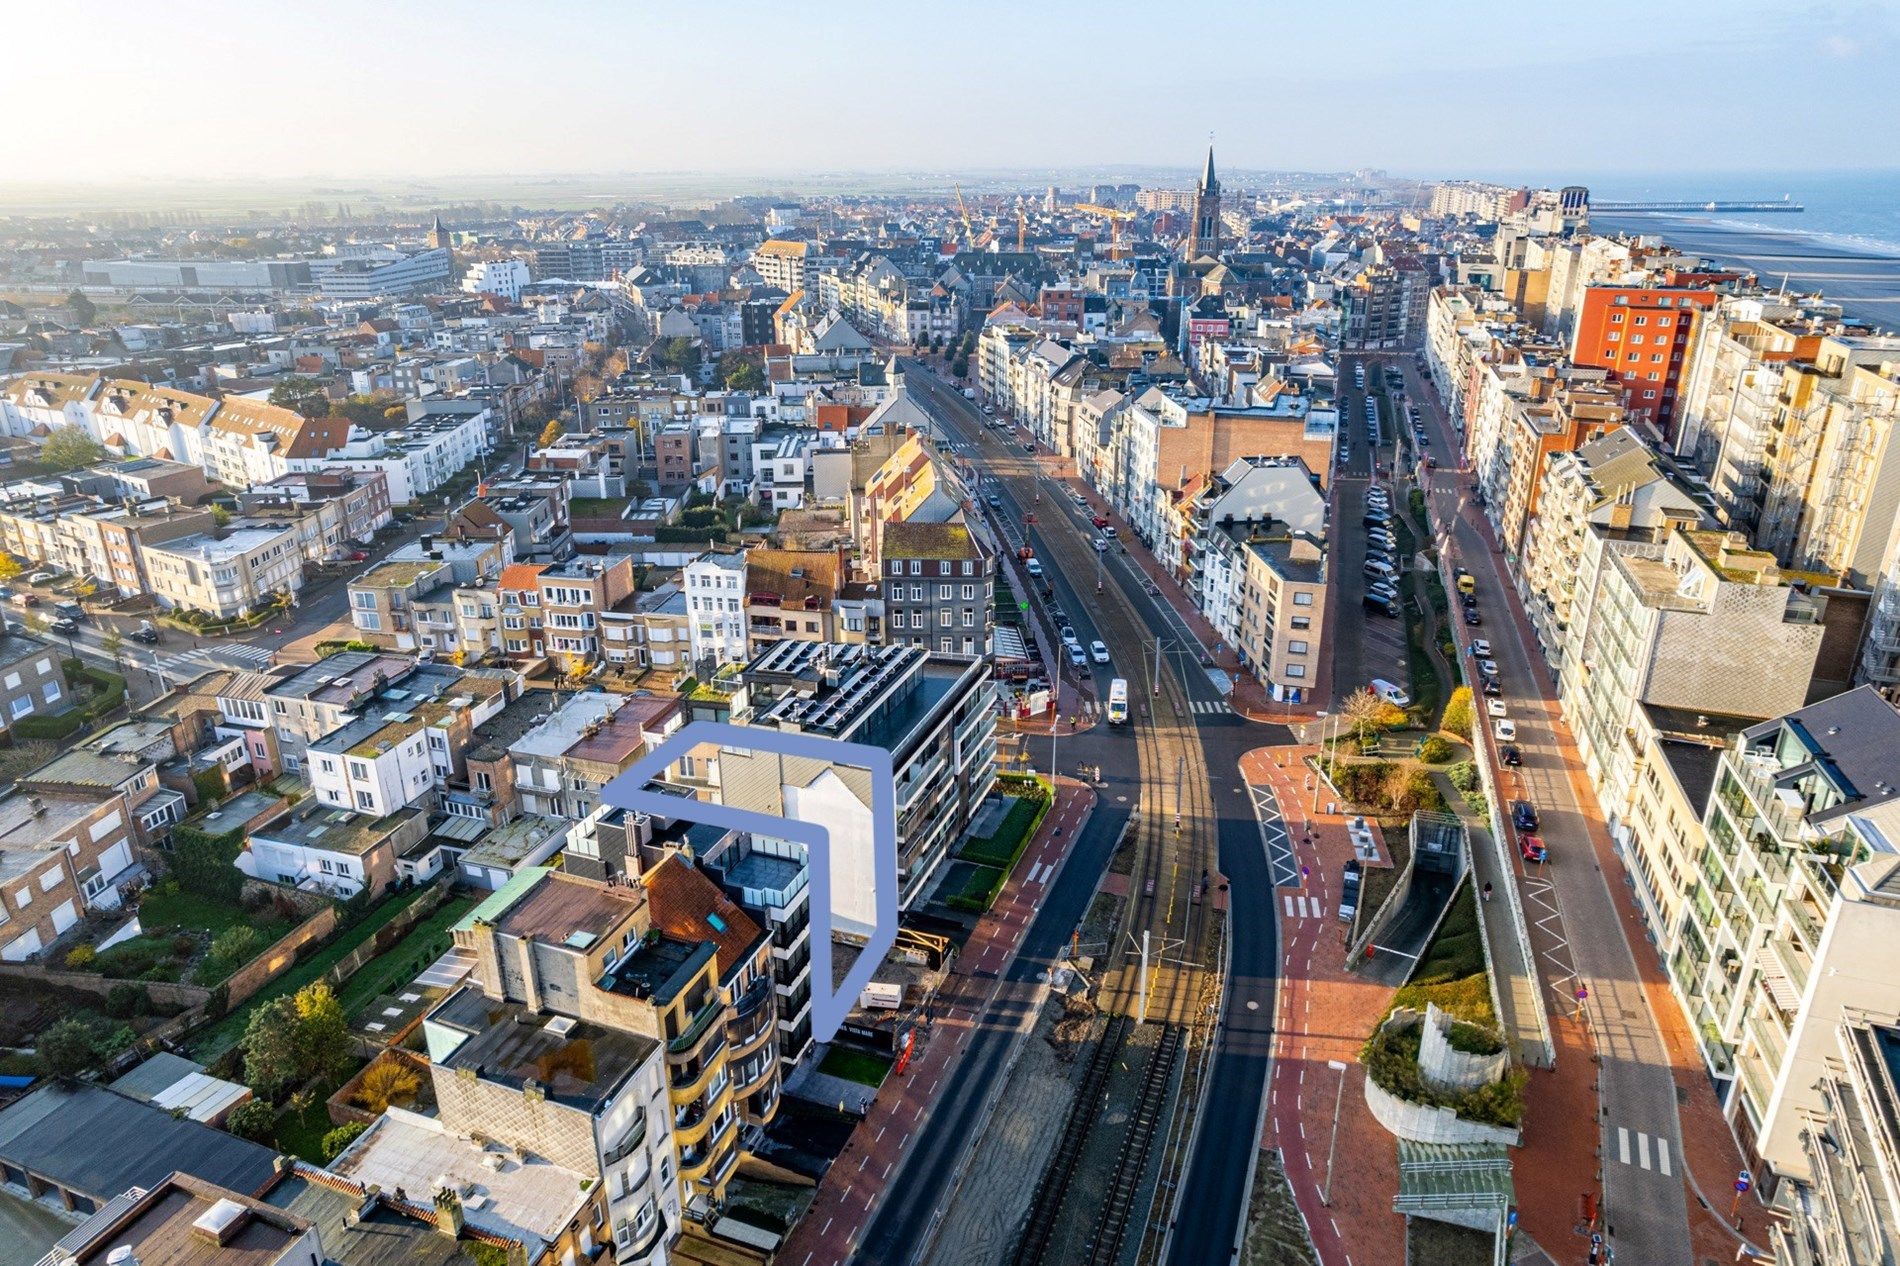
1570,286,1716,439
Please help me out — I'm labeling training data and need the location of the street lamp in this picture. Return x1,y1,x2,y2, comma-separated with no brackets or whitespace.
1321,1058,1349,1205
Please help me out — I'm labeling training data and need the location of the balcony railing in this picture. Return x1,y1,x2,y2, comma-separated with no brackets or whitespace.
668,995,725,1055
601,1110,648,1168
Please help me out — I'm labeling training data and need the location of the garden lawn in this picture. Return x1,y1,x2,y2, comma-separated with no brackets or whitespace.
192,884,438,1061
942,862,1005,914
140,888,291,943
818,1046,891,1088
336,894,476,1020
272,1076,356,1163
957,794,1045,869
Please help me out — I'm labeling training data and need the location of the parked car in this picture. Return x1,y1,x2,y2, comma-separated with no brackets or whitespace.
27,571,55,585
1090,640,1110,664
1486,698,1508,718
1093,537,1109,552
1060,626,1079,647
1067,644,1088,669
14,593,39,608
1493,718,1517,741
49,617,77,634
987,494,1002,508
1469,639,1492,658
1481,676,1503,697
1102,525,1118,538
1364,595,1399,617
1511,800,1540,832
0,587,13,603
1025,559,1043,578
1022,443,1035,455
1478,658,1499,678
1339,860,1363,922
131,622,160,645
1463,609,1482,626
1091,515,1109,528
1500,744,1522,767
1518,834,1548,864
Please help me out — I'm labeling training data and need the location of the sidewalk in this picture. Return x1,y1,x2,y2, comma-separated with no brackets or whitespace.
1241,744,1403,1266
774,779,1098,1264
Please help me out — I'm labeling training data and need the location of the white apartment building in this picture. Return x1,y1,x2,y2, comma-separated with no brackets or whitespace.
684,551,748,672
462,258,530,303
1561,528,1827,836
312,245,452,298
297,413,490,505
143,524,304,619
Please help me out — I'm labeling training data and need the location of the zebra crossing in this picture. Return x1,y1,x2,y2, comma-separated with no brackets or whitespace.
1247,781,1301,888
1186,698,1230,716
1282,893,1328,920
1615,1127,1673,1175
156,643,276,679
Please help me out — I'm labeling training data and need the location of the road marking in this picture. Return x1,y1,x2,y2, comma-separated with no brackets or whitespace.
1637,1131,1650,1171
1618,1127,1630,1165
1657,1137,1671,1175
1284,895,1297,918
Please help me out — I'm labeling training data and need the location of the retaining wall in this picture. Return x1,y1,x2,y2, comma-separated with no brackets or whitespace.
1417,1003,1510,1092
0,962,210,1010
1363,1071,1521,1148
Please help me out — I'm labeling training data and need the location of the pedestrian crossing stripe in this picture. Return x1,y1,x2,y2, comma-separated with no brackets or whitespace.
1615,1127,1672,1175
1281,894,1329,920
1188,700,1229,715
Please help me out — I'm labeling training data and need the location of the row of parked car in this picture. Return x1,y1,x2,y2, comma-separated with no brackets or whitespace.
1362,484,1402,616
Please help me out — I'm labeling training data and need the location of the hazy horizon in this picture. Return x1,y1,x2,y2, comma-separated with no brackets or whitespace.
3,0,1894,194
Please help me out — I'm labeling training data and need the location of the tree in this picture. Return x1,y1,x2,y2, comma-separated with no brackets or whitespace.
40,428,105,472
0,555,19,582
628,478,654,501
293,982,355,1084
321,1122,368,1160
719,353,765,393
209,504,232,527
227,1100,276,1143
353,1058,421,1114
100,629,124,662
1441,686,1474,741
333,393,400,427
650,336,701,375
39,1017,101,1077
538,418,564,449
241,996,304,1099
267,376,331,420
1341,687,1385,743
65,289,96,326
205,925,265,975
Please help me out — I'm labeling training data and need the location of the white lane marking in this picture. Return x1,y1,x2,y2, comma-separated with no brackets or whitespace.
1618,1127,1630,1166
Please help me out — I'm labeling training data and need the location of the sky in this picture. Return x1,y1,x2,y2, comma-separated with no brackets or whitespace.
2,0,1897,185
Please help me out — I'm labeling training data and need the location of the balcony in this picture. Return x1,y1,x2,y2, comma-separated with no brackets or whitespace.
601,1110,648,1168
727,978,776,1053
614,1202,668,1263
670,1039,729,1098
668,995,725,1056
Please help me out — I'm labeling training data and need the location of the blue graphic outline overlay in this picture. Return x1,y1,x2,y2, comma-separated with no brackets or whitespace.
599,719,898,1044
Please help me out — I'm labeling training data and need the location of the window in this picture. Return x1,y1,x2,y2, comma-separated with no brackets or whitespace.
1607,331,1620,342
1285,664,1306,678
1643,389,1657,399
1293,592,1314,606
962,561,974,576
939,609,952,627
355,791,375,810
41,682,59,704
889,560,902,576
1633,315,1647,326
961,585,975,600
908,560,922,575
8,697,31,719
1610,312,1624,324
938,584,953,600
1289,640,1308,655
962,609,975,626
1291,615,1311,630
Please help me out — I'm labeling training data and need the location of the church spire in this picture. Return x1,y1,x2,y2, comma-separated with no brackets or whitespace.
1200,143,1218,195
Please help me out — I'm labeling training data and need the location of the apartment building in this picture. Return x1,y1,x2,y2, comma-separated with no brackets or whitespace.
879,522,994,657
301,412,490,505
143,524,304,619
1770,1012,1900,1266
305,662,512,817
1561,528,1829,835
1568,283,1719,436
1628,690,1900,1178
0,631,72,740
443,867,763,1240
599,583,691,673
1228,533,1328,703
266,652,448,773
1492,380,1627,557
715,641,996,928
1519,426,1708,672
238,468,392,553
238,798,426,899
684,550,748,672
510,690,684,822
741,548,845,654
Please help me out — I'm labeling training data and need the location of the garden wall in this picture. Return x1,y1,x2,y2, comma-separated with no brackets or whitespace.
223,907,338,1009
1363,1071,1521,1148
324,883,451,984
1415,1004,1510,1093
0,962,210,1011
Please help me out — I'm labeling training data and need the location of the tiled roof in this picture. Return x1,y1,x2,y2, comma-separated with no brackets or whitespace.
498,562,548,592
642,853,766,980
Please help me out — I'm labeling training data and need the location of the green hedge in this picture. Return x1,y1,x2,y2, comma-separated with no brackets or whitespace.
653,526,730,544
13,710,84,740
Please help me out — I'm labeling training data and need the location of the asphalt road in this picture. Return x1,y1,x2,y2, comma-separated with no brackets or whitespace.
1398,352,1693,1263
857,364,1286,1266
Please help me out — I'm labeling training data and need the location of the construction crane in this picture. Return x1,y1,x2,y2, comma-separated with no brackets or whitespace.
1076,202,1136,255
954,183,975,245
1017,205,1026,252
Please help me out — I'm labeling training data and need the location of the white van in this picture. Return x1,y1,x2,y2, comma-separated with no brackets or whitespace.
1025,558,1043,578
1371,678,1410,707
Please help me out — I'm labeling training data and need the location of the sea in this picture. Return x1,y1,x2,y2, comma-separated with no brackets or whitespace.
1577,170,1900,331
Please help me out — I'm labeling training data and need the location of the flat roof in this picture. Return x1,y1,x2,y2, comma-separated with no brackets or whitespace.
253,801,421,857
508,690,624,761
329,1108,589,1248
429,985,659,1109
491,869,643,947
60,1175,308,1266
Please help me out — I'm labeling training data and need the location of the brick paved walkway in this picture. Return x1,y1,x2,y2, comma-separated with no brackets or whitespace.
1242,745,1404,1266
772,779,1098,1264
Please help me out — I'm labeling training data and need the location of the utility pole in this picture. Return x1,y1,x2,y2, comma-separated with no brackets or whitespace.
1174,756,1184,833
1139,930,1150,1024
1321,1059,1349,1205
1152,635,1163,696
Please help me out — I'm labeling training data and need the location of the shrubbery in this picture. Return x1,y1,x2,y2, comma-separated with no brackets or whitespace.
1417,735,1456,764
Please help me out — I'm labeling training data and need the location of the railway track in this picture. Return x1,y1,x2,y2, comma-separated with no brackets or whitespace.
1005,1015,1132,1266
1085,1023,1184,1266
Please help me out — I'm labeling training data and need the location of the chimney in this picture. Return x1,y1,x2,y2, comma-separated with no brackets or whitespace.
432,1187,465,1238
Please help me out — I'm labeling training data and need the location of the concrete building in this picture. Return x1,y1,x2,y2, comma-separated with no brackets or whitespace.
1518,426,1709,670
1560,528,1829,838
715,641,996,928
143,524,304,619
462,258,530,303
1568,283,1719,437
0,631,71,741
1770,1012,1900,1266
684,550,748,673
238,799,425,900
879,522,995,657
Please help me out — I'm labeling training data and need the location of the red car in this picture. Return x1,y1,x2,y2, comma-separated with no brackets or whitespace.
1091,515,1109,529
1518,834,1548,864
